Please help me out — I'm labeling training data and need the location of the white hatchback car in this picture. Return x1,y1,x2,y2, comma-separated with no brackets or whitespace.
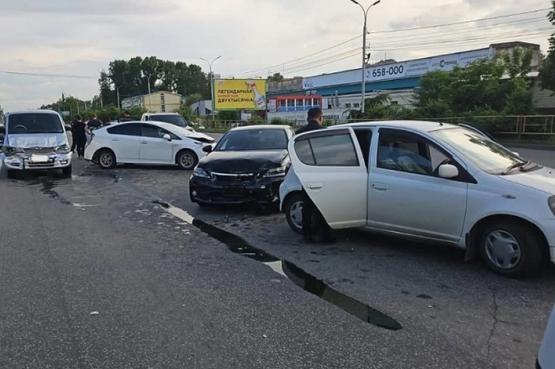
84,121,211,170
280,121,555,277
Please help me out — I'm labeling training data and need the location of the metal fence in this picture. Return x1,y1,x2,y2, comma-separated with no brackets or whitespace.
194,115,555,138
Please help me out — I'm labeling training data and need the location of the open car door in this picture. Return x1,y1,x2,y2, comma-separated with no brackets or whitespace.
288,127,368,229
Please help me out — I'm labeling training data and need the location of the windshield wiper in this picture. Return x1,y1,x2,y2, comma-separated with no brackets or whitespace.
502,161,529,175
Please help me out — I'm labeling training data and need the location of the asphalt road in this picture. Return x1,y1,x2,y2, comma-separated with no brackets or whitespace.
0,139,554,369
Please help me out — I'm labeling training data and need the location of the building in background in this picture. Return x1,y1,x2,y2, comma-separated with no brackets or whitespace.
190,100,213,117
267,41,554,124
121,91,183,113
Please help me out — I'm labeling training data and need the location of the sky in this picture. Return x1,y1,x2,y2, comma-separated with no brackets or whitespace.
0,0,552,111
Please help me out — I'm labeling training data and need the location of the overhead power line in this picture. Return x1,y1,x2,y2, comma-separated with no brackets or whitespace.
371,7,551,34
239,7,551,77
1,70,97,80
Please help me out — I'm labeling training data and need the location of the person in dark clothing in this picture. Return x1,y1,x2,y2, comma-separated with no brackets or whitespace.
87,114,103,130
71,116,87,158
296,108,336,243
296,107,325,135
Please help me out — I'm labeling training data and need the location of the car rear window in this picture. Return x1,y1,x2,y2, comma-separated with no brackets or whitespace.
8,113,63,134
107,124,141,136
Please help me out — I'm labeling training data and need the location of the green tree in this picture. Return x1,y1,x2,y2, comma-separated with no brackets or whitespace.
268,73,284,82
414,51,534,117
540,1,555,91
185,93,203,107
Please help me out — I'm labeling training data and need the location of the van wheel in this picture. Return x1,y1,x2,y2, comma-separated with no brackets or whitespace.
479,220,545,277
97,150,116,169
285,192,304,234
177,150,198,170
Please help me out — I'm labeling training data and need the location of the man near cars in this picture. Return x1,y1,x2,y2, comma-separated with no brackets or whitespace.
295,107,335,243
87,114,103,129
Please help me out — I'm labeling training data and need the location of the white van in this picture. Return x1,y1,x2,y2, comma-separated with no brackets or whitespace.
2,110,72,178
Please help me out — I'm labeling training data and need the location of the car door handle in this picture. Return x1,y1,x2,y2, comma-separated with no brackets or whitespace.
372,183,389,191
308,183,323,190
140,141,148,144
112,139,121,142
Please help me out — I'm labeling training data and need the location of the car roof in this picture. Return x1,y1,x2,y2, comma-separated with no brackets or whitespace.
342,120,458,133
231,125,292,131
6,109,60,116
144,113,179,116
110,120,178,130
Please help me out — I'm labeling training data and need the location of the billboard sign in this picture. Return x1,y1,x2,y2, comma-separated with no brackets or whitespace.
302,48,493,90
214,79,267,111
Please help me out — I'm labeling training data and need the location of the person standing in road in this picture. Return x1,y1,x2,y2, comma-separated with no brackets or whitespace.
295,108,335,243
72,116,87,159
87,114,103,130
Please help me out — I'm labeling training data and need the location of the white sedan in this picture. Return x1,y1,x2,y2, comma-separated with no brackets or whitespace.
280,121,555,277
84,121,212,170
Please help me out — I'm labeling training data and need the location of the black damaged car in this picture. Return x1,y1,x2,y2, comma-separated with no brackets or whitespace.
190,125,294,208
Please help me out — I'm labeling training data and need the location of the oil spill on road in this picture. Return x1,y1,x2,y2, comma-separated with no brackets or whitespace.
154,200,403,331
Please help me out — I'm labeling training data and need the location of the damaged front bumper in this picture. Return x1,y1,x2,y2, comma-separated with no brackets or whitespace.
190,175,283,205
4,152,72,171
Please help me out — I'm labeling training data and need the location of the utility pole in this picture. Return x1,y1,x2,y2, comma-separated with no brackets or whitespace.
116,88,120,109
201,56,222,121
349,0,381,114
147,75,152,112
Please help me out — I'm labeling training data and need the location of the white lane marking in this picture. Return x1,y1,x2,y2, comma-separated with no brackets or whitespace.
156,202,194,225
264,261,287,278
72,203,99,208
155,201,288,279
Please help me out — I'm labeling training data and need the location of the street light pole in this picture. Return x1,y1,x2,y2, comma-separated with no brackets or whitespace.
350,0,381,114
201,56,222,121
147,75,152,112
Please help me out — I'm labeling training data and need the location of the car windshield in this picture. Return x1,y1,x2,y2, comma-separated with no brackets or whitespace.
215,129,288,151
150,115,187,127
432,127,526,174
7,113,64,134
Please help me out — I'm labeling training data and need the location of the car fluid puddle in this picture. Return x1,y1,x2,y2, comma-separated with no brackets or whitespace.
153,200,403,331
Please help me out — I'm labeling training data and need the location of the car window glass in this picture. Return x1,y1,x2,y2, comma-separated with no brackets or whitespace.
429,145,450,173
294,139,315,165
378,131,432,175
310,134,359,167
107,123,141,136
8,113,63,134
216,129,287,151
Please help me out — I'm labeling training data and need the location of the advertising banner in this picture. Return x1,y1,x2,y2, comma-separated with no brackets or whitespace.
302,48,493,89
214,79,267,111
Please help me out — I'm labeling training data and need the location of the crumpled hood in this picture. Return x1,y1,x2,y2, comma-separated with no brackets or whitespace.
6,133,68,149
173,127,215,142
501,166,555,195
199,150,288,173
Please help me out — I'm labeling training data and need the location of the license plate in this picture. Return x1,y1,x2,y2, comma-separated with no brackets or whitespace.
31,155,49,163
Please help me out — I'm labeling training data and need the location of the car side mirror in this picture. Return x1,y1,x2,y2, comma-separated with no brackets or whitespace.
203,145,213,153
162,133,172,141
438,164,459,179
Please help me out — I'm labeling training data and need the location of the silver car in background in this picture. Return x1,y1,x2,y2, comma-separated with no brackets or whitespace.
2,110,72,178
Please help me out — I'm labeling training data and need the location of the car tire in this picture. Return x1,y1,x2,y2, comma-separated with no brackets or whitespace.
97,149,116,169
61,165,72,178
284,192,304,234
6,170,17,179
177,150,198,170
479,219,546,277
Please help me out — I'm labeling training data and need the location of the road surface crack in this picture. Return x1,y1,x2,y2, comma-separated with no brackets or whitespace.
486,283,500,364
